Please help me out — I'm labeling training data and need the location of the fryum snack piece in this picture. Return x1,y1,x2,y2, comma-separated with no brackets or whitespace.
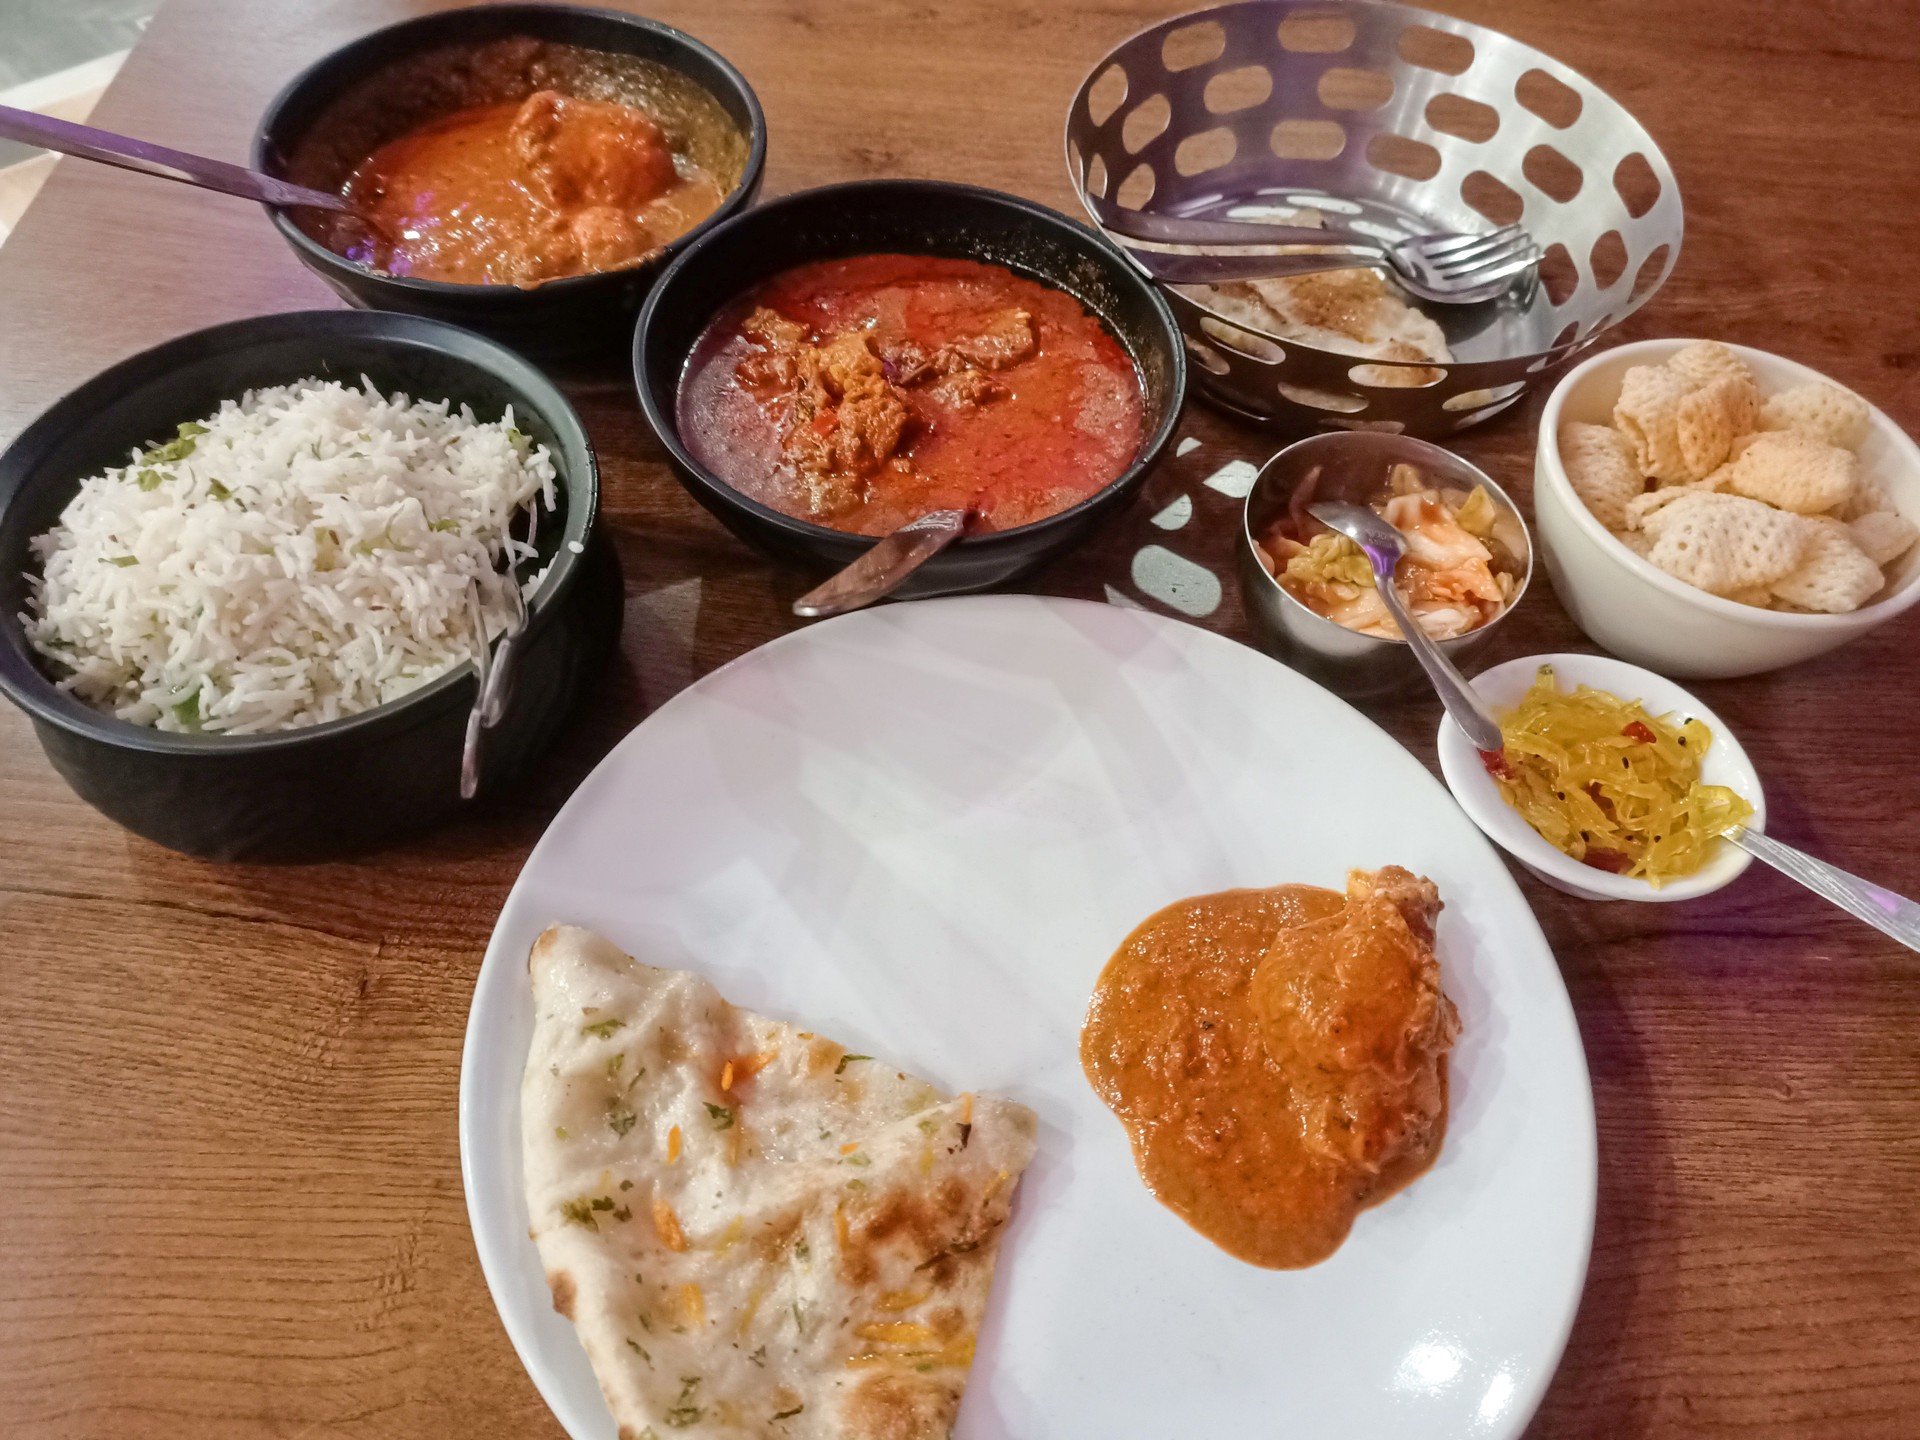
1664,339,1755,391
1638,490,1809,596
1623,480,1715,532
1560,422,1643,530
1770,520,1885,613
1848,511,1920,568
1760,380,1872,450
1838,463,1894,523
523,926,1037,1440
1613,363,1702,482
1675,374,1761,478
1722,430,1858,514
1611,526,1656,559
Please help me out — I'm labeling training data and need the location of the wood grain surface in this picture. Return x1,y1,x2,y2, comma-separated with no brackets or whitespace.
2,1,1917,1436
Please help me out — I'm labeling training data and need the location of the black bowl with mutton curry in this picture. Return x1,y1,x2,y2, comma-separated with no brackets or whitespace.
256,5,764,363
634,180,1187,598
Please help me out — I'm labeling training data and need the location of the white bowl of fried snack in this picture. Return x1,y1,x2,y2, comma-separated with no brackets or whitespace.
1535,339,1920,677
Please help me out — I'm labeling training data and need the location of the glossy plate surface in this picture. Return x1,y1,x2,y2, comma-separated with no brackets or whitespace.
460,594,1595,1440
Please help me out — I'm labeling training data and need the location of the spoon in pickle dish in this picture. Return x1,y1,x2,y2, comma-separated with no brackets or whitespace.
791,507,976,619
0,104,349,213
1718,829,1920,952
1309,500,1508,769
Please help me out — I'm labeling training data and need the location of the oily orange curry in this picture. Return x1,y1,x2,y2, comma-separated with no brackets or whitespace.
341,89,729,285
677,254,1145,535
296,38,747,287
1081,867,1459,1269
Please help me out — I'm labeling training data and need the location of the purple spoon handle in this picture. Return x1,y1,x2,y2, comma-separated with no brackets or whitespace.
0,103,348,212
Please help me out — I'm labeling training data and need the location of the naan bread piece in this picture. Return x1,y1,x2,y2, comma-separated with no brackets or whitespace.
1180,266,1452,384
523,926,1037,1440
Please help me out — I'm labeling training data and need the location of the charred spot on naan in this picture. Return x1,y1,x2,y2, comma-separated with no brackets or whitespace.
838,1160,1016,1296
546,1268,577,1319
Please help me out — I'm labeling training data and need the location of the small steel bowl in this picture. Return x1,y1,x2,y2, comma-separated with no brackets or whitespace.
1239,431,1532,698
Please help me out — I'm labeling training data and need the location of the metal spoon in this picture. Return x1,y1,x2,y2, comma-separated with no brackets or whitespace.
1722,828,1920,953
792,508,972,619
1309,501,1508,765
0,103,349,212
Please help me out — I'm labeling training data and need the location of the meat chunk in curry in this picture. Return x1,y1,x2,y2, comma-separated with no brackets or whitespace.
677,255,1144,536
733,306,1040,517
1081,866,1459,1269
1248,867,1458,1177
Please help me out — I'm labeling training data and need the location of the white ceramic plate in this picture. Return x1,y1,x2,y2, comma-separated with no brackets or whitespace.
460,595,1596,1440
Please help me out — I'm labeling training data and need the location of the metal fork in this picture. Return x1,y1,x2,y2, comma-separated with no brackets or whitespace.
1085,195,1539,305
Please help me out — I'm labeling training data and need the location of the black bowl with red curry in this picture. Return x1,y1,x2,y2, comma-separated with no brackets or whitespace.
256,4,764,363
635,180,1185,596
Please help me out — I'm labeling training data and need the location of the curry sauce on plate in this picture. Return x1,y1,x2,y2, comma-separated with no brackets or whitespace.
1081,867,1459,1269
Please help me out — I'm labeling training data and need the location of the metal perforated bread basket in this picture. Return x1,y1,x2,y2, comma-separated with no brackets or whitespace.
1065,0,1683,436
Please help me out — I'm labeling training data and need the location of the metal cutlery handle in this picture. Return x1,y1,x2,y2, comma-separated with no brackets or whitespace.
1123,246,1390,287
1085,196,1375,255
1729,829,1920,954
792,508,971,619
1372,579,1507,755
0,103,349,212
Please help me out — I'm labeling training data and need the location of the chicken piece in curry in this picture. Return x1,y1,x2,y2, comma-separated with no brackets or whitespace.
341,88,730,285
1081,866,1459,1269
677,254,1144,535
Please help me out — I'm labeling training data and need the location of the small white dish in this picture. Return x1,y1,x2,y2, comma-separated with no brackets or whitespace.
1437,652,1765,902
1534,339,1920,678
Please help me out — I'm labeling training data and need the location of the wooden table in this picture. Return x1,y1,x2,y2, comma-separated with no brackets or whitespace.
2,2,1916,1435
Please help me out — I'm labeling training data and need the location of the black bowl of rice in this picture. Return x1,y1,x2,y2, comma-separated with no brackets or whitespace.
0,309,619,861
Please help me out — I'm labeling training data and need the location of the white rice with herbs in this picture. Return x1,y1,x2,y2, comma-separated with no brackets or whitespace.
23,376,556,734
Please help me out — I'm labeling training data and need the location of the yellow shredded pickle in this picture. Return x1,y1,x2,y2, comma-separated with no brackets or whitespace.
1492,665,1752,887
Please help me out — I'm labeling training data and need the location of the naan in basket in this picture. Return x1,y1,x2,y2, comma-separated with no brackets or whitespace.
522,925,1037,1440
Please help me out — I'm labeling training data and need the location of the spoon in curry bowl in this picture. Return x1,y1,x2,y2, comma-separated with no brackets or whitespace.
0,104,349,213
1310,500,1509,768
791,508,976,619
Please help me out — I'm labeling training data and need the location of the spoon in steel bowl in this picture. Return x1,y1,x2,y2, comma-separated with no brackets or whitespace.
1310,500,1509,767
792,508,973,619
0,103,349,212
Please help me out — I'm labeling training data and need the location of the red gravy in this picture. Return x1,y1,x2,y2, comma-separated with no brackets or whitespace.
675,254,1145,535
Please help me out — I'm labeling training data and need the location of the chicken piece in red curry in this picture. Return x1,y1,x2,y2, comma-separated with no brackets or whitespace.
677,254,1144,535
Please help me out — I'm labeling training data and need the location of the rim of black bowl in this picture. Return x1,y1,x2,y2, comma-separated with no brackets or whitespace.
251,3,768,301
632,178,1187,552
0,309,598,754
